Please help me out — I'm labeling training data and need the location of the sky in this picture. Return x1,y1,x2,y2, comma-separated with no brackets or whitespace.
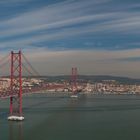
0,0,140,77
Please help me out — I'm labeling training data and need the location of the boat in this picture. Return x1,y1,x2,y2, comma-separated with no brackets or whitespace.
70,94,78,98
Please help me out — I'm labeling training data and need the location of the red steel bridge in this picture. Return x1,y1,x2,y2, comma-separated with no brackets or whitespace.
0,51,78,120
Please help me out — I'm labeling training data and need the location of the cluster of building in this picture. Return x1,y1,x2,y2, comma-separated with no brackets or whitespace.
0,78,43,91
44,80,140,94
83,80,140,94
1,78,140,94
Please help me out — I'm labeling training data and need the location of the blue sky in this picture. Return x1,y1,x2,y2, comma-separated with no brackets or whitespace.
0,0,140,77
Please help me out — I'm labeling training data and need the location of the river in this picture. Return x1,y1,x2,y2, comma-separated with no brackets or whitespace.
1,94,140,140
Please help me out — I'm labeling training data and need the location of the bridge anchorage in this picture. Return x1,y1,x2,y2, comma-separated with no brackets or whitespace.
8,51,24,121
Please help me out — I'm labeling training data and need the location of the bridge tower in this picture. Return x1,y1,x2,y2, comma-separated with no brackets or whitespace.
8,51,24,121
71,67,78,94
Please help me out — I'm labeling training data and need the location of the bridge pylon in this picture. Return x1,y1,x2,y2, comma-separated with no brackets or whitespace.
71,67,78,94
8,51,24,121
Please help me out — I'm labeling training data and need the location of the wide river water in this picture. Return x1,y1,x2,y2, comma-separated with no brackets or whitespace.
1,93,140,140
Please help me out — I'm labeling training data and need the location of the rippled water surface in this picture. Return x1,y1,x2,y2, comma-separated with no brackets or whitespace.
1,94,140,140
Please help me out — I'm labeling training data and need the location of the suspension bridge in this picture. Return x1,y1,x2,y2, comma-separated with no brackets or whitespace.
0,50,78,121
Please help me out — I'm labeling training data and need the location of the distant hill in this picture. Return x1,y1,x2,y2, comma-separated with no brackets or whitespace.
40,75,140,85
4,75,139,84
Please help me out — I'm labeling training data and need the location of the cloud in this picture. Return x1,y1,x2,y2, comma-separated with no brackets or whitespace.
0,13,140,50
0,0,140,78
0,0,140,50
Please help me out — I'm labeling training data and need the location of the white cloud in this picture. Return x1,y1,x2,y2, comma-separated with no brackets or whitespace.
0,0,139,78
0,0,139,49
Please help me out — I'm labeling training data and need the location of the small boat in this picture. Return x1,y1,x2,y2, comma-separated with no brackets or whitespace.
70,94,78,98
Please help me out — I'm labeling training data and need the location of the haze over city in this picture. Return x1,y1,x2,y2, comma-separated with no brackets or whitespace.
0,0,140,77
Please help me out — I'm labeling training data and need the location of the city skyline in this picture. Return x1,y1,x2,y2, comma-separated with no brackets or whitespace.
0,0,140,77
